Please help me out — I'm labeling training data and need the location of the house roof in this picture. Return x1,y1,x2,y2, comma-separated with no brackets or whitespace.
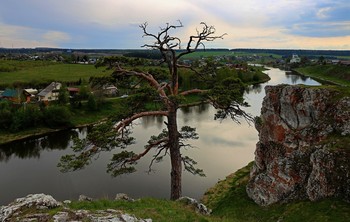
38,82,61,97
24,88,38,95
67,87,79,92
1,89,18,98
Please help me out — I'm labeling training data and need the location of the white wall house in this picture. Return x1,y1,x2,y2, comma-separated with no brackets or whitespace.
37,82,62,101
290,54,301,63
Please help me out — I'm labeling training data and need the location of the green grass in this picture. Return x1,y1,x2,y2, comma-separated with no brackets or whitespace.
179,50,282,59
295,64,350,87
202,163,350,222
337,56,350,60
0,60,111,87
180,51,234,59
68,198,215,222
0,127,62,144
70,97,125,126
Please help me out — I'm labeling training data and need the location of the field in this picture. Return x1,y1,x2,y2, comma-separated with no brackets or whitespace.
295,64,350,87
0,60,112,87
181,50,282,59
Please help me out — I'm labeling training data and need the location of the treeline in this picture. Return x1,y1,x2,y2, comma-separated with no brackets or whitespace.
232,48,350,58
0,102,72,132
0,78,83,91
0,48,133,55
2,47,349,59
0,82,112,133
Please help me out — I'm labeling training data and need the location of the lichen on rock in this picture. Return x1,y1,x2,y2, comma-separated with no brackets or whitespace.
0,193,152,222
0,193,61,221
246,84,350,206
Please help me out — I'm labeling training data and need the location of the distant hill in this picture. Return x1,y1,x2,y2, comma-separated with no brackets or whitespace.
1,48,349,60
231,48,350,58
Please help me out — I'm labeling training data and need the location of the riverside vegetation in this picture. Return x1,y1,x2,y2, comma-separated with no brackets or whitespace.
295,64,350,87
0,57,269,144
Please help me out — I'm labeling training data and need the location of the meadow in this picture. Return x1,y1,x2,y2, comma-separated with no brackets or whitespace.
0,60,111,87
180,50,282,59
295,64,350,87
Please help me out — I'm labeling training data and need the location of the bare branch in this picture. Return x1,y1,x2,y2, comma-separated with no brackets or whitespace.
179,88,207,96
114,66,169,101
177,22,227,60
114,111,168,132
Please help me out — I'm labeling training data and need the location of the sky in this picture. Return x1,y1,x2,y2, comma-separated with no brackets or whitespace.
0,0,350,50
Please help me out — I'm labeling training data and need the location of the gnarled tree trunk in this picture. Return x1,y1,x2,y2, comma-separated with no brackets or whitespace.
167,104,182,200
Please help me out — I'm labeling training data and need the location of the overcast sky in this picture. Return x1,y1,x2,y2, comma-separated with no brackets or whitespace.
1,0,349,49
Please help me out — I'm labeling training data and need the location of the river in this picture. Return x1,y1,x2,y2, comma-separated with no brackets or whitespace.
0,67,321,205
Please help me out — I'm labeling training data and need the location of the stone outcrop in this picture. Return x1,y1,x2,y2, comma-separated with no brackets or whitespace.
0,193,152,222
246,84,350,206
0,193,61,221
177,196,212,215
0,193,211,221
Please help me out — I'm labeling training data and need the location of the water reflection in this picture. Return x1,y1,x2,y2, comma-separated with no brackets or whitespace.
0,130,80,162
285,72,310,84
0,67,321,205
246,84,263,94
141,115,164,130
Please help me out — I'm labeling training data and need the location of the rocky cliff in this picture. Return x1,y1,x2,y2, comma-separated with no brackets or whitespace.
246,84,350,206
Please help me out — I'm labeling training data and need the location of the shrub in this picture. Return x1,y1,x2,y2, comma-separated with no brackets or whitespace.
0,101,13,130
10,105,43,132
44,106,72,128
87,93,98,111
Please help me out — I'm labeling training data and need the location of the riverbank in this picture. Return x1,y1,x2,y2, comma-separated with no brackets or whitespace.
0,71,270,146
294,64,350,87
0,96,205,145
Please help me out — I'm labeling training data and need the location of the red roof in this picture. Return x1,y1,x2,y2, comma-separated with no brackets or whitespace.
67,87,79,92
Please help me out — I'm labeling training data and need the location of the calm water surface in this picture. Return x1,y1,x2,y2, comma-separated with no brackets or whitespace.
0,68,320,205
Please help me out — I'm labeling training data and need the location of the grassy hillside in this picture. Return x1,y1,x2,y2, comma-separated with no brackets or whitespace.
295,65,350,87
0,60,111,87
202,163,350,222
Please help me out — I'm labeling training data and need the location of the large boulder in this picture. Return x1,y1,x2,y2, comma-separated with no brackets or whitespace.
246,85,350,206
0,193,152,222
0,193,62,221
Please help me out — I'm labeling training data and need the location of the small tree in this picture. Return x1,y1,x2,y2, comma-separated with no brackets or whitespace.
59,21,253,200
86,93,98,111
58,85,69,105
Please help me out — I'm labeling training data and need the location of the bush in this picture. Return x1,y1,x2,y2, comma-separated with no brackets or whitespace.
10,105,43,132
44,106,72,128
0,101,13,130
87,93,98,111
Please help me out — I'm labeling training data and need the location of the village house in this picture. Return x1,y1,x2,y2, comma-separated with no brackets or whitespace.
67,87,80,98
290,54,301,63
0,89,22,103
103,85,118,96
37,82,62,101
23,88,38,102
340,60,350,66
